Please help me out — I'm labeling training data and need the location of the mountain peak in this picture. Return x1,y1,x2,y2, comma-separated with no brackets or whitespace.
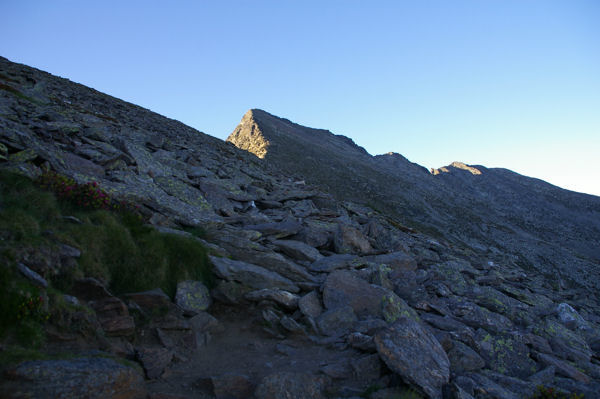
431,161,483,176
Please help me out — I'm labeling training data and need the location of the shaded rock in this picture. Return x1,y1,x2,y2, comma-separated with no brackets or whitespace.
333,224,372,254
320,361,353,379
71,277,112,301
125,288,172,313
323,270,417,320
420,313,475,346
374,318,450,399
465,373,519,399
254,372,330,399
527,366,556,386
280,315,306,334
136,347,173,379
317,305,358,337
211,373,255,399
474,330,536,378
350,353,382,383
299,290,323,319
347,332,376,352
245,220,302,238
272,239,323,262
245,288,300,310
16,262,47,288
210,255,299,293
174,280,211,316
533,318,592,363
308,253,360,273
366,251,417,273
90,296,135,337
293,219,336,248
448,341,485,373
1,357,146,399
211,280,252,304
189,311,224,337
556,302,588,330
535,352,590,383
447,297,513,334
469,285,532,325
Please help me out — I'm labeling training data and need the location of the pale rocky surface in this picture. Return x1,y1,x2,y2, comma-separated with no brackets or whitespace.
1,56,600,398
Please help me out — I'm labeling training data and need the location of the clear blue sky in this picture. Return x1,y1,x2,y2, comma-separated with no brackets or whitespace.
2,1,599,195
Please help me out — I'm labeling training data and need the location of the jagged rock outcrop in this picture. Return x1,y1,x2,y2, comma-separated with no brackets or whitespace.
227,109,600,294
2,56,600,398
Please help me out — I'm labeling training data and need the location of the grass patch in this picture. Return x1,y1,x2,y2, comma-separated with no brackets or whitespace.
0,169,214,344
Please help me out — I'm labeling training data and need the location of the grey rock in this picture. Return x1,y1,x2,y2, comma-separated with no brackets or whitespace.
17,262,47,288
317,306,358,337
245,220,302,238
366,251,417,273
0,357,146,399
474,330,537,378
245,288,300,309
308,253,360,273
175,280,212,316
255,372,330,399
374,318,450,399
466,373,520,399
272,239,323,262
136,347,173,379
535,352,590,383
210,255,299,293
323,270,418,321
333,224,372,254
448,340,485,373
556,302,588,330
298,290,323,319
347,332,376,352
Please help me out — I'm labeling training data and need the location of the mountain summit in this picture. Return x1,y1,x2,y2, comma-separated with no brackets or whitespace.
228,108,600,293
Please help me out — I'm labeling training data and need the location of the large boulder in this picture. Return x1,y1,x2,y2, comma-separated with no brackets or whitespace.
333,224,372,254
322,270,418,321
1,357,147,398
374,318,450,399
210,255,299,293
175,280,212,316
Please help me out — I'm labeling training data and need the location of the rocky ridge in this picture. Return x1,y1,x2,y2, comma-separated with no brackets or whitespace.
1,56,600,398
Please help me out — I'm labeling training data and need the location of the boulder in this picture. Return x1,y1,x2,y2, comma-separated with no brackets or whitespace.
308,254,360,273
374,318,450,399
474,330,536,378
322,270,418,321
244,288,300,310
210,255,299,293
317,305,358,336
298,291,323,319
175,280,212,316
1,357,146,398
333,224,372,254
136,347,173,379
366,251,417,273
272,239,323,262
447,340,485,373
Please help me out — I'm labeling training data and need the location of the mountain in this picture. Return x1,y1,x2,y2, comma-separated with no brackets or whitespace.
228,109,600,292
2,56,600,398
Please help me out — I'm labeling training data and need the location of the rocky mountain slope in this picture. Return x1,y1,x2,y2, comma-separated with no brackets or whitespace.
1,55,600,398
228,109,600,293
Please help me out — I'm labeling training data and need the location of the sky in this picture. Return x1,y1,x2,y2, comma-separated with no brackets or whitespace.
1,1,599,196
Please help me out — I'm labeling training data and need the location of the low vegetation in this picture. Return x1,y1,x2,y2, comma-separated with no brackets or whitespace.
0,170,214,358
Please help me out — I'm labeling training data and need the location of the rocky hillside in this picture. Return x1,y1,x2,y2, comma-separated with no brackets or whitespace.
228,109,600,294
1,56,600,398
